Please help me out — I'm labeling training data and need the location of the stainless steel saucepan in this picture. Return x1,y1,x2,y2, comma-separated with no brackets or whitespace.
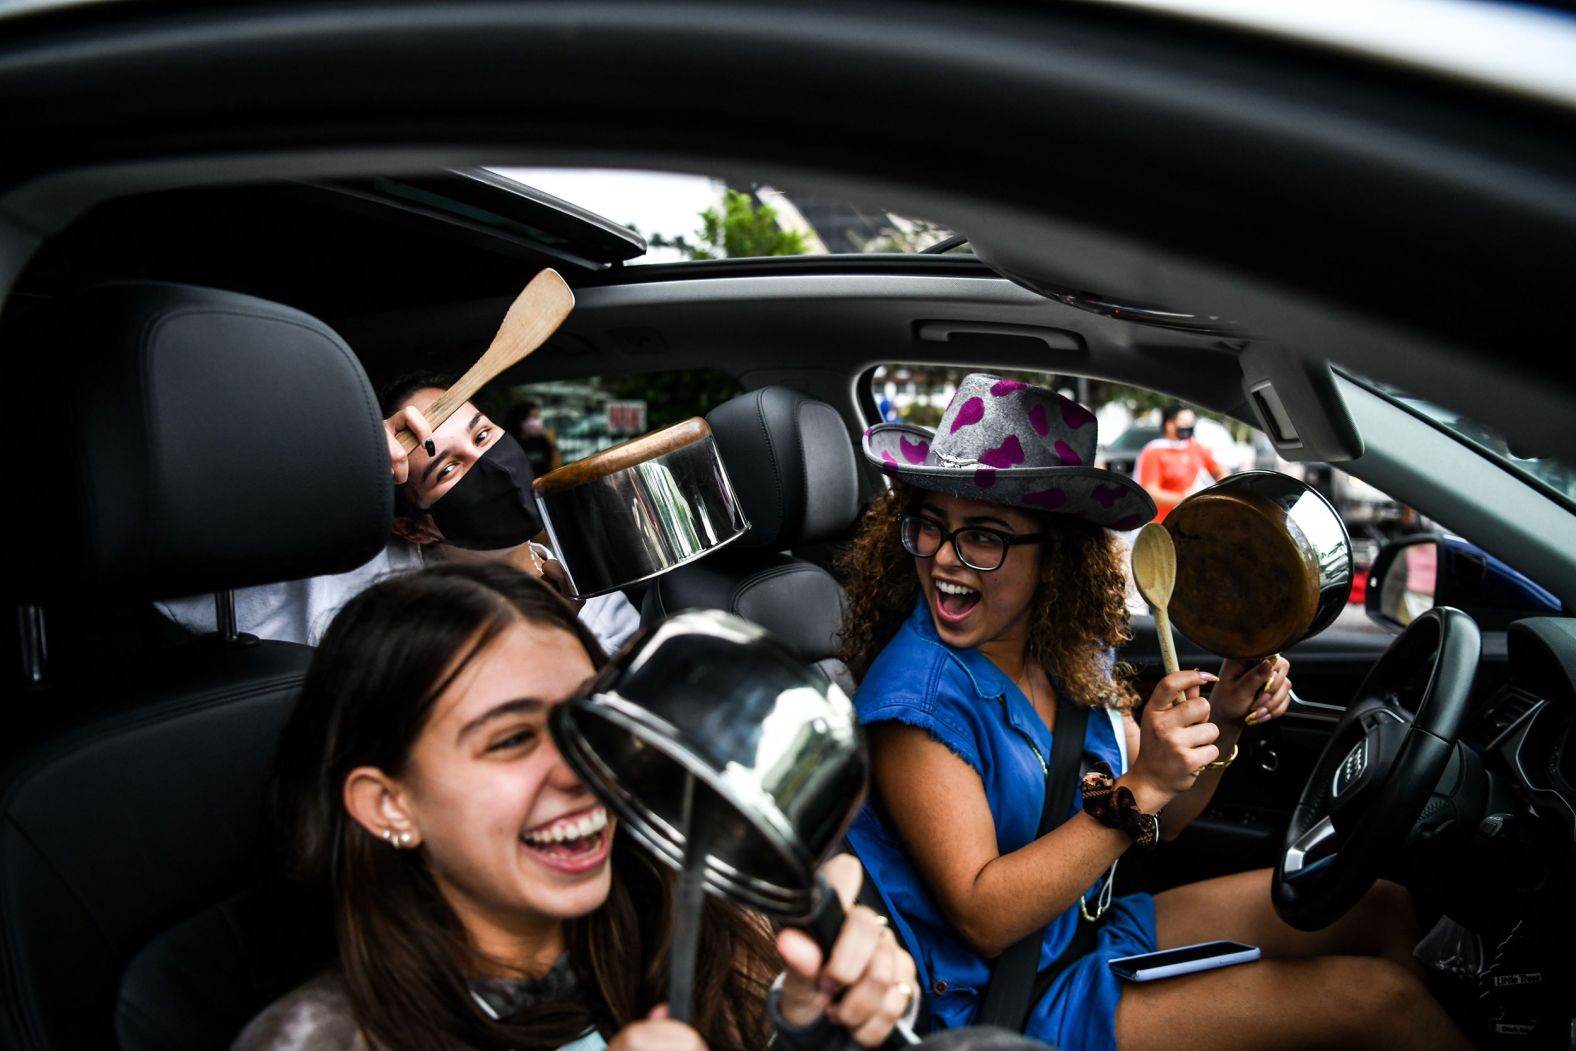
549,608,898,1033
550,608,867,916
533,418,748,598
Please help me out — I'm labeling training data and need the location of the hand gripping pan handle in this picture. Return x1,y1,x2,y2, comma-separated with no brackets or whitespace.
796,875,921,1046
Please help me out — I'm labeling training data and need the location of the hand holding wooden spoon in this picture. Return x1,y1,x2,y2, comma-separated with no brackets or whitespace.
1131,522,1189,708
392,268,575,453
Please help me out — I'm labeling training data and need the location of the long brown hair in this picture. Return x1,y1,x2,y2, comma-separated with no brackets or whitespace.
836,483,1140,710
272,562,776,1050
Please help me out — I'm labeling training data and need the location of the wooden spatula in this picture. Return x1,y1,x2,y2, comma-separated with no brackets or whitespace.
393,267,575,452
1132,521,1187,707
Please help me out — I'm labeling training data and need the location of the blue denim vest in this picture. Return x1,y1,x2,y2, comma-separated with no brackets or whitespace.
846,599,1154,1051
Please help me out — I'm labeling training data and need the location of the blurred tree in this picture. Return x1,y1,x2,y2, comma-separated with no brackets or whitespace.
852,217,956,254
613,191,806,430
644,189,811,260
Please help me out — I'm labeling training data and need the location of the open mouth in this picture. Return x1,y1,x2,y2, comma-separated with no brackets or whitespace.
934,579,980,621
520,805,611,870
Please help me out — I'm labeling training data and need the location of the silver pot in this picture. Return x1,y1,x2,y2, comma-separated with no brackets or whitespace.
548,608,868,917
1164,470,1352,660
533,418,748,598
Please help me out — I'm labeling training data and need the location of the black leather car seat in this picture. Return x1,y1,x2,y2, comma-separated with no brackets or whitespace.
641,385,862,693
1,282,392,1051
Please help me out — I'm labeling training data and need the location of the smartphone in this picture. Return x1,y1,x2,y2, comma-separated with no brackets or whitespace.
1108,940,1261,981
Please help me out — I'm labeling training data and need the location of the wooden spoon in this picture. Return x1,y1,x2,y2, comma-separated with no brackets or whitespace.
393,267,575,452
1131,521,1187,706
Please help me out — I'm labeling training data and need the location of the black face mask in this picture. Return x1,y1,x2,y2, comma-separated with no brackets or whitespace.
423,433,543,550
1175,426,1195,440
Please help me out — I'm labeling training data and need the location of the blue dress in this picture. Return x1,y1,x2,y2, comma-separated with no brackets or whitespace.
846,600,1156,1051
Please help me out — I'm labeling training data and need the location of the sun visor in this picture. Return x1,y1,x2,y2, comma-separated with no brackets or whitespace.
968,232,1251,337
1239,344,1363,463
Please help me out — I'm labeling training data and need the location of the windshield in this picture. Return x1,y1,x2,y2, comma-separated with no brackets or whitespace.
1354,371,1576,509
488,167,961,263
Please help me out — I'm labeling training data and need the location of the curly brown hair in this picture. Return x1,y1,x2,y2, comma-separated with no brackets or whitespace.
835,483,1140,711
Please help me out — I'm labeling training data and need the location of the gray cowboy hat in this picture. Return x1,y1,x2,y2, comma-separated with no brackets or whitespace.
863,373,1156,529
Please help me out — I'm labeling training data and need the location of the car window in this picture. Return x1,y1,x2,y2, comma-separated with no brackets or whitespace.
488,168,961,263
869,364,1398,634
482,369,742,469
868,364,1259,474
1349,370,1576,512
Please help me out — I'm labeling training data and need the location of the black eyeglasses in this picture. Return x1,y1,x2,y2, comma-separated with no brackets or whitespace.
897,513,1043,572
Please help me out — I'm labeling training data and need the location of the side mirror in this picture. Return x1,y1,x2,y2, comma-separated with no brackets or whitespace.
1366,534,1562,632
1365,535,1438,630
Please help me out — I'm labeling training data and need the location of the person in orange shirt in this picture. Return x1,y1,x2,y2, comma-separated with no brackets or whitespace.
1135,404,1228,522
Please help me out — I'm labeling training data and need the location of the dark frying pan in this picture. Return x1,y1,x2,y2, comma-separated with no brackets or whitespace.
1163,471,1353,660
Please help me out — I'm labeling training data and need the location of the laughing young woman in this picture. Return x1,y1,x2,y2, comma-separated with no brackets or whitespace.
233,561,918,1051
838,374,1469,1051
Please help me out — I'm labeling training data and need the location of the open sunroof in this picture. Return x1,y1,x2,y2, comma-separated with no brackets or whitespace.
309,167,648,270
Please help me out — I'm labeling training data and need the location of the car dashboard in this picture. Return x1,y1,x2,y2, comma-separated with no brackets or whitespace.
1484,617,1576,847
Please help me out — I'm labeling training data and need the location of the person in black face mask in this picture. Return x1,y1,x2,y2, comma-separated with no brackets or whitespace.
382,371,643,652
1133,402,1229,524
390,402,545,552
157,370,643,655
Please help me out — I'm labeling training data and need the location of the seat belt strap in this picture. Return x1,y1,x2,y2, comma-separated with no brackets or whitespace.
977,694,1091,1031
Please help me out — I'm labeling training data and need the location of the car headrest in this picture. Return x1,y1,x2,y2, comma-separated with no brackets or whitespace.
705,386,860,550
16,281,392,602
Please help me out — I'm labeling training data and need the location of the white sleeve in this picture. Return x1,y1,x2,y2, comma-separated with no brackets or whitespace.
157,580,316,646
155,542,421,647
577,591,644,656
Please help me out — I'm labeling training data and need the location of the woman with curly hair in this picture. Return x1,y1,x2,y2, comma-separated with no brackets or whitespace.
839,374,1469,1051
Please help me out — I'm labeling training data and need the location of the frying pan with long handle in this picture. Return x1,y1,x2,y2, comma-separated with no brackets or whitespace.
1162,471,1352,662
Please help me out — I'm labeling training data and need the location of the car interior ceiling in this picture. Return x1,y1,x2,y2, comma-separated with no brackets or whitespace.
9,157,1572,468
5,170,1574,606
11,183,1254,409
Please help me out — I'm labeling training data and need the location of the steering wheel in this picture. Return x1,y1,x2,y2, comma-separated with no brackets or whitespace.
1271,607,1480,931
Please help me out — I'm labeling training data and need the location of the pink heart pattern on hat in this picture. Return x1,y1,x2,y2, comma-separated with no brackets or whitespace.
950,396,986,433
991,379,1027,396
1061,400,1096,429
1022,488,1068,511
1091,483,1128,509
980,434,1025,469
1054,440,1082,466
900,435,930,464
1028,403,1049,437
